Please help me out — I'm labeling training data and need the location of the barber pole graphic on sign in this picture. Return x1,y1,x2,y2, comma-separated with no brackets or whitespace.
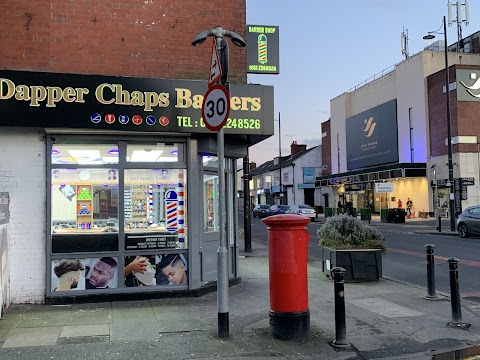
165,189,178,233
176,172,185,248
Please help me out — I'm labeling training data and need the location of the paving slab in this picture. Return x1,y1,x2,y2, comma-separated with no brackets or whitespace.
60,324,110,338
2,326,61,348
349,298,427,318
110,320,159,341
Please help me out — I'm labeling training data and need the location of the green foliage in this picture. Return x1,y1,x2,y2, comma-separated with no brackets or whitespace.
317,215,386,252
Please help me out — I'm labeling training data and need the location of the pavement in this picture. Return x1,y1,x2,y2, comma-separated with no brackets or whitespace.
0,217,479,359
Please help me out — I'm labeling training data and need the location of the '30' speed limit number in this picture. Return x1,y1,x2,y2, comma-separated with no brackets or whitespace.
201,84,230,131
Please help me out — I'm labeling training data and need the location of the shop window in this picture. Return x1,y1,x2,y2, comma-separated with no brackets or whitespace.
203,174,219,232
126,143,179,162
51,144,118,165
51,169,119,253
124,169,187,249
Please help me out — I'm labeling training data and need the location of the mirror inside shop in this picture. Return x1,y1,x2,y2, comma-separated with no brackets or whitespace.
51,168,187,235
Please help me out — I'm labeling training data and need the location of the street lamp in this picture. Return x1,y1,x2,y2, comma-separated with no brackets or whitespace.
192,26,246,339
424,16,455,231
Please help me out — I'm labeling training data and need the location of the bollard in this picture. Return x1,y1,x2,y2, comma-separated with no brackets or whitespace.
331,267,350,348
446,257,471,329
262,214,311,341
438,216,442,232
425,244,438,300
368,212,371,225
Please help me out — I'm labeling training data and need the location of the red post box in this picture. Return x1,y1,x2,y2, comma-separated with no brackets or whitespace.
262,214,311,340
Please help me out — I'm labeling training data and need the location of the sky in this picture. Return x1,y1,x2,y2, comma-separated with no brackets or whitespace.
245,0,480,166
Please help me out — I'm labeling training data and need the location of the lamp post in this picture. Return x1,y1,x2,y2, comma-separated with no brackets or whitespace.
277,112,282,204
424,16,455,231
192,26,246,338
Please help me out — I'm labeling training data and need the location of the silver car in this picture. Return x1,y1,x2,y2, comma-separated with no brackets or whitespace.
287,204,317,220
456,205,480,238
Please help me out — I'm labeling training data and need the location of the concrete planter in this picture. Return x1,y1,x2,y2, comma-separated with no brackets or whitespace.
321,246,383,282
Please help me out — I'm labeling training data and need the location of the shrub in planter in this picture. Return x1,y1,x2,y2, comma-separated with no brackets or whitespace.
317,214,386,252
317,215,386,281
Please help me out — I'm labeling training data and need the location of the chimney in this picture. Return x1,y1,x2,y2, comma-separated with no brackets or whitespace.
248,162,256,171
290,141,307,156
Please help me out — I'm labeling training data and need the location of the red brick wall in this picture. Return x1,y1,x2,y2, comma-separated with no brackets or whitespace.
321,120,331,175
428,64,480,156
0,0,247,83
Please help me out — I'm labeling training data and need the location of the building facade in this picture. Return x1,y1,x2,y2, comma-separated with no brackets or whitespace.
0,1,274,307
319,34,480,218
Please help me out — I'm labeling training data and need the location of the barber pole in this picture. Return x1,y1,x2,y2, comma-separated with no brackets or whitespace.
165,189,178,233
148,185,154,226
177,172,185,248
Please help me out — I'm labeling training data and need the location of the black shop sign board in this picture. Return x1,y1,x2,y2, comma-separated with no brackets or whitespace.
126,233,177,251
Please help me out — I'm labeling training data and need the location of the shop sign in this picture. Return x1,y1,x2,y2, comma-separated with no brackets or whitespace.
374,182,394,193
0,193,9,225
346,99,399,170
246,25,280,74
0,70,274,136
303,167,315,184
298,183,315,189
456,69,480,102
344,183,364,192
461,177,475,186
125,234,178,251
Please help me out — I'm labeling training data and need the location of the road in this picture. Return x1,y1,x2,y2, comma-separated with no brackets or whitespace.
242,215,480,303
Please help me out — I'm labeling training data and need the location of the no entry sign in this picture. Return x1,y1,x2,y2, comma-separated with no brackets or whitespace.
201,84,230,131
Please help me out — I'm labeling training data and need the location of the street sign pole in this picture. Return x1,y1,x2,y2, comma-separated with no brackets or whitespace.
193,26,246,339
216,36,228,339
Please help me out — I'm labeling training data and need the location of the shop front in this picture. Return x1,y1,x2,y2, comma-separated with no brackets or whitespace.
0,70,274,301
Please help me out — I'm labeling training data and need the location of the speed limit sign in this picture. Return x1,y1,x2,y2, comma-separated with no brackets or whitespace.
201,84,230,131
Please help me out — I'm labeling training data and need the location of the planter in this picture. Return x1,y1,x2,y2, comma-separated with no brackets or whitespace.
321,246,383,282
359,208,371,220
324,207,334,217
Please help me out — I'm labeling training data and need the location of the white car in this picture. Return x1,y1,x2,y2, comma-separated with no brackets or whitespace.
287,204,317,219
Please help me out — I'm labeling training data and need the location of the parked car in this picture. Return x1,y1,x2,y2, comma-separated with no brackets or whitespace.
253,204,271,218
266,204,292,217
287,204,317,220
456,205,480,238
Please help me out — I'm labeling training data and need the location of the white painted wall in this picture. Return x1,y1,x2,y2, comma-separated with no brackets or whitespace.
292,147,322,205
0,129,46,303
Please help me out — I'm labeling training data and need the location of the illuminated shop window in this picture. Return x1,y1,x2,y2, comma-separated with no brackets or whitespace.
51,168,119,233
124,169,187,248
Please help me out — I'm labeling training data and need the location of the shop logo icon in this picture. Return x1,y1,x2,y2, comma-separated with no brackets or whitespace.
132,115,143,125
119,115,129,124
105,114,115,124
90,113,101,124
146,115,156,126
257,34,267,64
362,117,376,137
460,72,480,98
159,116,169,127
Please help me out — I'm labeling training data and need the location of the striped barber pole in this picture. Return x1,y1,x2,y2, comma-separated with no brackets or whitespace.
148,185,154,226
165,189,178,233
177,172,185,248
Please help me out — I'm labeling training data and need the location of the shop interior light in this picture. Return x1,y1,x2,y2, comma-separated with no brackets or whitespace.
108,149,119,155
51,149,60,155
102,156,119,163
170,150,178,155
68,150,102,163
130,150,163,162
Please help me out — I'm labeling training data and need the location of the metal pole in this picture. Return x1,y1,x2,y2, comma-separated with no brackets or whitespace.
278,112,282,205
425,244,438,300
331,267,349,348
243,150,252,253
216,35,229,338
446,257,470,329
443,16,456,232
